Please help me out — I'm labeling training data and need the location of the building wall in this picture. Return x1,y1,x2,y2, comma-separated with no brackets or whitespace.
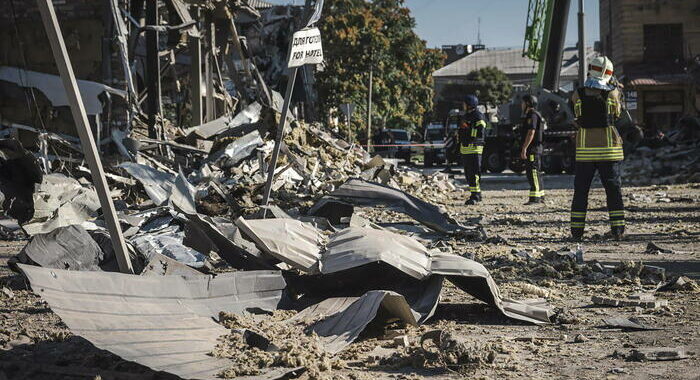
600,0,700,129
0,0,108,81
601,0,700,73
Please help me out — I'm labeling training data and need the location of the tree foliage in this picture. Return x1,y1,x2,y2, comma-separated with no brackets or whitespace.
464,67,513,106
316,0,444,134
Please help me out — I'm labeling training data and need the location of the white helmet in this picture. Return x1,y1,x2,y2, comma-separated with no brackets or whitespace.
585,56,614,90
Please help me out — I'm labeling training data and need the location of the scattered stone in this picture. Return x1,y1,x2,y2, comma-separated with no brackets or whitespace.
574,334,588,343
518,283,551,298
592,295,668,309
658,276,700,292
645,242,675,255
393,335,409,348
1,287,14,299
628,347,692,362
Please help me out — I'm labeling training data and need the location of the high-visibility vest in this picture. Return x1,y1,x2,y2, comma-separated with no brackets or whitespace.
459,113,486,155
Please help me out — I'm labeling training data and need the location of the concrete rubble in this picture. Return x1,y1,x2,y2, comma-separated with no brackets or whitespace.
0,0,699,379
0,2,549,378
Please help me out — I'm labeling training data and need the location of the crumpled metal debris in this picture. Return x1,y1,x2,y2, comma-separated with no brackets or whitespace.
310,178,479,236
22,174,101,236
10,225,104,271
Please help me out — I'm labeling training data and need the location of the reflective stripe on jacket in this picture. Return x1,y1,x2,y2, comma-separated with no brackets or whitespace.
572,87,624,162
459,117,486,155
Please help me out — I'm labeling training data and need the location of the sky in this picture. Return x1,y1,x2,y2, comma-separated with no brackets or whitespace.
266,0,600,49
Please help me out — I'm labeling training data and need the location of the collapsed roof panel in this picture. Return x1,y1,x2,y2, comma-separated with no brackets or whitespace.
235,217,324,272
310,178,474,236
294,290,419,355
0,66,126,115
18,264,287,379
321,227,432,280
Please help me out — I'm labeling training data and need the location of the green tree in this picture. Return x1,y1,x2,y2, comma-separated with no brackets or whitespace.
464,67,513,106
316,0,444,135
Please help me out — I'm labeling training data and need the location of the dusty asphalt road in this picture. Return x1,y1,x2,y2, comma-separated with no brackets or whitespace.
1,169,699,379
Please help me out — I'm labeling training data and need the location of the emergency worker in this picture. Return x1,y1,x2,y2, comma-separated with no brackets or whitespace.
570,56,625,241
519,94,545,204
459,95,487,205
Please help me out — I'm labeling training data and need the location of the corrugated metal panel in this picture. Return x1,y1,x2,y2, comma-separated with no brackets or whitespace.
311,178,470,235
247,0,275,9
321,227,432,280
294,291,418,354
236,217,323,272
431,253,552,324
19,265,286,380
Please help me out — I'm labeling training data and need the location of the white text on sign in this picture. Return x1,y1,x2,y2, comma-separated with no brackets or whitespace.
288,27,324,68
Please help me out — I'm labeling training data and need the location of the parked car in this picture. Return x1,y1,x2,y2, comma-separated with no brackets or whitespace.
423,122,446,167
389,129,412,163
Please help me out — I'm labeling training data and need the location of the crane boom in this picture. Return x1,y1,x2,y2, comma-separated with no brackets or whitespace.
523,0,571,91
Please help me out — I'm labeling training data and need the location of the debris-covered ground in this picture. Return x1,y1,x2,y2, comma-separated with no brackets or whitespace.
1,171,699,379
1,0,699,379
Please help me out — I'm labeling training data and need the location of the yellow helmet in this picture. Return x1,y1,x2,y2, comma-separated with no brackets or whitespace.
585,56,614,89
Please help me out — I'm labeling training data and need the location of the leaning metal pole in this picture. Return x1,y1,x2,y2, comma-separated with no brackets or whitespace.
261,67,298,207
37,0,134,274
578,0,586,86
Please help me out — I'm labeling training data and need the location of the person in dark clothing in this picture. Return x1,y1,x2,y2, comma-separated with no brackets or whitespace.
459,95,487,205
570,56,625,241
519,94,545,204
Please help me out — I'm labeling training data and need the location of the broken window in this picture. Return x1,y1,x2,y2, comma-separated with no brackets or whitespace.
643,23,683,63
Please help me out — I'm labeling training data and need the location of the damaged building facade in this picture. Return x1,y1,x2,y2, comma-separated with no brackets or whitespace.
0,0,320,158
600,0,700,133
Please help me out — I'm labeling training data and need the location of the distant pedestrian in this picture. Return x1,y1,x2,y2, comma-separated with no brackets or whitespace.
570,56,626,241
459,95,487,205
519,94,545,204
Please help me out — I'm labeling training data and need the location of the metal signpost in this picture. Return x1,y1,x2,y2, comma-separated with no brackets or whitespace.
37,0,134,274
261,2,324,208
340,102,355,141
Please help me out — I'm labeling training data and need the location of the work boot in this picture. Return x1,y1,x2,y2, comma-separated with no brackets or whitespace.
525,197,544,205
570,228,584,242
465,194,482,205
610,226,625,241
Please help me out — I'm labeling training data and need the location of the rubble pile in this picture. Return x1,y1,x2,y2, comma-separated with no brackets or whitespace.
488,246,684,287
622,139,700,185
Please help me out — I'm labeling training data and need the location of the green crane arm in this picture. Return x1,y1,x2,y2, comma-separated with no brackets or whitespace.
523,0,554,88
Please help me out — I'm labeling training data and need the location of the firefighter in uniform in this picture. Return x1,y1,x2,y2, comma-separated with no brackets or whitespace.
570,56,625,241
459,95,487,205
519,94,545,204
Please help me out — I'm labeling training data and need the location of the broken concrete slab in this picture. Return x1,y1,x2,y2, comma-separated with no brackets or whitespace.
658,276,700,292
592,295,669,309
18,264,287,379
628,347,692,361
